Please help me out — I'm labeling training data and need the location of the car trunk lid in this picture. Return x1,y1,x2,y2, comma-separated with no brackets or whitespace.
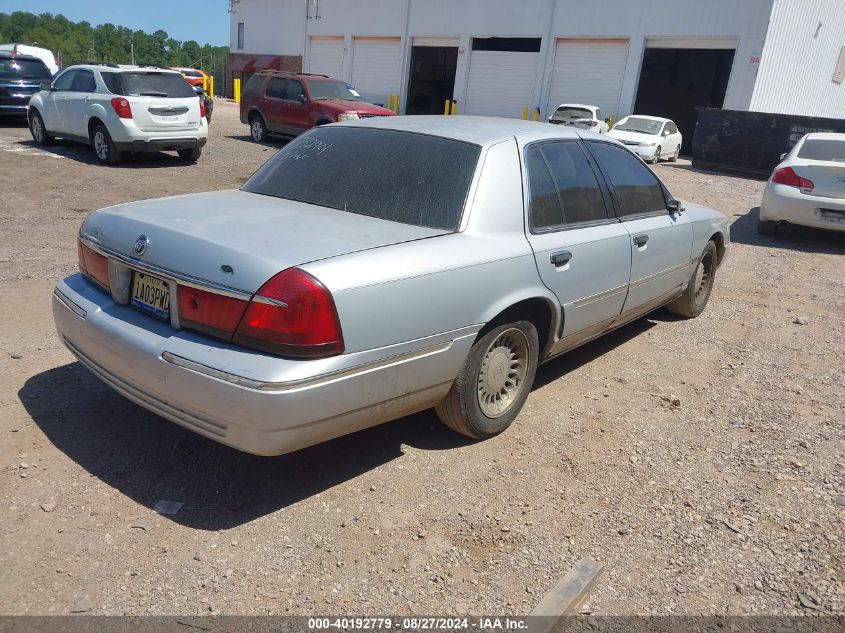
792,161,845,199
81,189,448,293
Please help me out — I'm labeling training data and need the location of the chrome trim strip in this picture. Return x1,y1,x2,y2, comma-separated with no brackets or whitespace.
79,234,254,300
53,288,87,319
161,340,453,392
572,284,628,309
252,295,288,307
628,260,691,289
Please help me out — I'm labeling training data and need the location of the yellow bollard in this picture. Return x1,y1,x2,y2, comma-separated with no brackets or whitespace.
387,95,393,111
209,76,215,98
394,95,400,113
532,107,540,122
234,78,241,103
450,100,457,115
521,106,529,120
202,75,208,92
444,99,451,115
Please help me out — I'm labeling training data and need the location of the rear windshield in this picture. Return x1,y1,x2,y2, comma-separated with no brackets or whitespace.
550,107,592,122
305,79,364,101
103,72,195,98
243,127,480,230
797,139,845,162
181,70,202,77
0,57,50,80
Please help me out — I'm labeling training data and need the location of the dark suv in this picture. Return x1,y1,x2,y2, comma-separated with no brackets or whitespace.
240,71,395,142
0,52,52,117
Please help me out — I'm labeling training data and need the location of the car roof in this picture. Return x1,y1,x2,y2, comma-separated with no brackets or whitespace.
622,114,672,123
63,64,182,74
802,132,845,141
343,115,585,145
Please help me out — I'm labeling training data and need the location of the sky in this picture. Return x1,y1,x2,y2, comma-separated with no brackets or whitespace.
3,0,231,46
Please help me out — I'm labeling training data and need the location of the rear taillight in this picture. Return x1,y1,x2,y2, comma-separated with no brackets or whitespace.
77,239,110,290
111,97,132,119
772,166,814,190
233,268,344,358
177,286,248,340
199,96,206,119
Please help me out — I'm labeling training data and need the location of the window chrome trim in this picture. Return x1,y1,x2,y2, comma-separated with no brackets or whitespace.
79,233,254,300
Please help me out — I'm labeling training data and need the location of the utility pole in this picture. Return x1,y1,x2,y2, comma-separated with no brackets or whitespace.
130,40,135,65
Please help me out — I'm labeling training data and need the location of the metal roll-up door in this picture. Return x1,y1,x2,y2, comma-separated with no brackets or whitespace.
464,38,540,118
546,39,629,120
309,36,345,79
350,37,402,106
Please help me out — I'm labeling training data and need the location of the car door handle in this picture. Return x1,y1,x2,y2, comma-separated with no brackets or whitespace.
550,250,572,266
633,234,649,247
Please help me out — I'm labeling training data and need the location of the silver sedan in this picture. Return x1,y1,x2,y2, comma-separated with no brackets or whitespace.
53,116,729,456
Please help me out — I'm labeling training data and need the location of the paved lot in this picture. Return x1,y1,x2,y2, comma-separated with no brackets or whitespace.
0,101,843,617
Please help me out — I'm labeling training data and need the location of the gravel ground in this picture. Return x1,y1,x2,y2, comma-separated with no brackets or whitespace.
0,101,842,618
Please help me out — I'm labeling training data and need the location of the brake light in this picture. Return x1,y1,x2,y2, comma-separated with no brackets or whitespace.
177,286,248,340
772,166,814,190
199,96,206,119
111,97,132,119
233,268,344,358
77,239,110,290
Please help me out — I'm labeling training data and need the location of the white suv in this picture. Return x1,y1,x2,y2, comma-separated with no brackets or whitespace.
27,63,208,164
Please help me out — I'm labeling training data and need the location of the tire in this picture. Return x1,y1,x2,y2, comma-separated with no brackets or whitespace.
177,147,202,161
29,110,54,146
435,319,539,439
757,218,778,235
669,146,680,162
650,146,661,164
250,114,267,142
666,241,718,318
91,124,122,165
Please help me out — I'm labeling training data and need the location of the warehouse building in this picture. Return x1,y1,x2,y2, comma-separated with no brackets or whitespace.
228,0,845,152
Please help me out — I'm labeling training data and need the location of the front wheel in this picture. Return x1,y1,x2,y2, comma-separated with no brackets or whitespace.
650,146,661,164
177,147,202,161
435,320,539,439
91,124,121,165
666,241,717,318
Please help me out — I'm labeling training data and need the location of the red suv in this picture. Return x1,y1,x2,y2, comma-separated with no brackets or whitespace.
240,71,396,142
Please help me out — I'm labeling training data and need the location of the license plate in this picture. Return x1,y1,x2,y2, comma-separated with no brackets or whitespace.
819,208,845,222
131,272,171,321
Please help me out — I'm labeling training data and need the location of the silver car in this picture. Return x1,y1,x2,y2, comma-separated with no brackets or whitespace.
53,117,729,456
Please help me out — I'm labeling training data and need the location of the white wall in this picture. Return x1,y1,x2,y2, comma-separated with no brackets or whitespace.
230,0,774,115
750,0,845,118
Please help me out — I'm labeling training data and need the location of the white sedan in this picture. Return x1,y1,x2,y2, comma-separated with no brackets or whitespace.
759,132,845,235
547,103,608,134
607,115,682,164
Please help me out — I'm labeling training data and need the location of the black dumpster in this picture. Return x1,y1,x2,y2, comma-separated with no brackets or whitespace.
692,108,845,178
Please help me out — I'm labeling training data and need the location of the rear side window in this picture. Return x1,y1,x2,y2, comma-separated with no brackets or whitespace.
797,139,845,162
108,72,195,98
526,147,564,228
266,78,286,99
101,72,121,94
243,74,264,95
243,127,481,230
538,142,608,224
70,70,96,93
589,142,667,216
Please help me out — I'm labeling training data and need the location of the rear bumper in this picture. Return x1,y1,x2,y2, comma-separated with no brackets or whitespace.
53,274,473,456
113,137,207,152
0,103,28,116
760,184,845,233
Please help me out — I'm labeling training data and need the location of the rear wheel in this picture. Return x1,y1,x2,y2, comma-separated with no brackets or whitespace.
435,320,539,439
757,218,778,235
29,111,54,146
91,124,121,165
250,115,267,142
177,147,202,162
667,241,717,318
669,146,680,162
650,145,661,164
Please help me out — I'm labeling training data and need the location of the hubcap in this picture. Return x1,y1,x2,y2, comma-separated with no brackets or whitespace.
32,117,43,141
693,252,714,306
252,121,262,140
94,131,108,160
477,328,529,418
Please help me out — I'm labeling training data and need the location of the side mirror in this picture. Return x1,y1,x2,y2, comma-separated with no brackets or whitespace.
297,94,307,105
662,130,670,137
40,81,55,92
780,152,787,161
667,198,684,214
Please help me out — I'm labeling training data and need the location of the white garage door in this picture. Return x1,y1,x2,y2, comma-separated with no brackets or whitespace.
546,39,629,120
464,50,539,118
350,37,402,106
309,36,345,79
